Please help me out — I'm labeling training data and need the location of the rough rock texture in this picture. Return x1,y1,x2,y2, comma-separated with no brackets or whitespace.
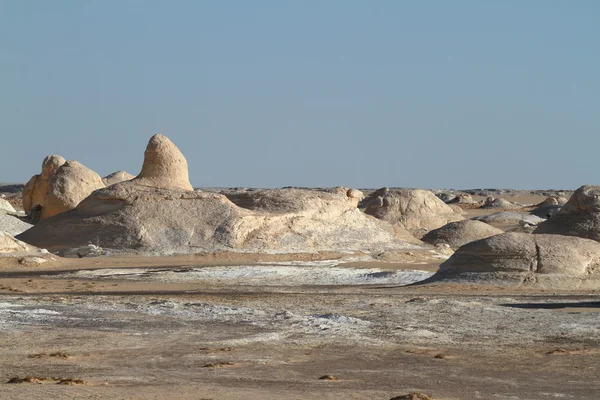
421,220,504,249
362,188,464,234
22,155,67,213
425,232,600,287
0,214,33,236
133,134,193,191
0,199,16,213
534,185,600,241
103,171,135,186
41,161,105,219
18,183,413,254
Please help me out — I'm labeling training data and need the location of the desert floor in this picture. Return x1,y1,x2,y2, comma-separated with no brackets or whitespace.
2,193,599,400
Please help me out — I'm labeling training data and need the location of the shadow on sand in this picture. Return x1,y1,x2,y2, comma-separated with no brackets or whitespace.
502,301,600,310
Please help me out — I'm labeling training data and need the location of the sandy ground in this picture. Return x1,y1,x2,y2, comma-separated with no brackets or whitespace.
1,252,600,400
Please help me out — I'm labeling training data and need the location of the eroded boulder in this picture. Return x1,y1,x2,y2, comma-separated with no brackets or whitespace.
421,220,504,249
41,161,105,219
23,155,66,213
425,232,600,287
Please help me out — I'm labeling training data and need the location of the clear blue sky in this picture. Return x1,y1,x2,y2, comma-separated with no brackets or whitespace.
1,1,598,189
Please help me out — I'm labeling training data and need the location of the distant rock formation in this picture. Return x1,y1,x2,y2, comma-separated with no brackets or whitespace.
481,197,520,210
362,188,464,235
421,220,503,249
41,161,105,219
132,134,193,191
17,135,413,254
102,171,135,186
448,193,478,205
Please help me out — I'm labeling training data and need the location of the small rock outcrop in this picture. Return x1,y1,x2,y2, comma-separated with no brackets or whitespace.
41,161,105,219
481,197,520,210
534,185,600,241
22,155,66,213
102,171,135,186
448,193,478,205
425,232,600,288
132,134,193,191
362,188,464,235
421,220,503,249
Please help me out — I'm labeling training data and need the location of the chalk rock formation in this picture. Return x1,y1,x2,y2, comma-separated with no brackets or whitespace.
534,185,600,241
133,134,193,191
22,155,66,213
103,171,135,186
421,220,503,249
481,197,520,210
41,161,105,219
426,232,600,287
448,194,478,205
17,184,413,254
362,188,464,235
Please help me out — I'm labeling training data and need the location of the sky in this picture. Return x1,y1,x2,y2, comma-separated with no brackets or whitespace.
1,1,598,189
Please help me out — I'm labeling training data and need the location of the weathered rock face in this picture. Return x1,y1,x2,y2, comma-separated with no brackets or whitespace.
41,161,105,219
102,171,135,186
362,188,464,235
133,134,193,191
22,155,66,213
17,183,413,254
426,232,600,287
421,220,503,249
22,175,38,213
534,185,600,241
